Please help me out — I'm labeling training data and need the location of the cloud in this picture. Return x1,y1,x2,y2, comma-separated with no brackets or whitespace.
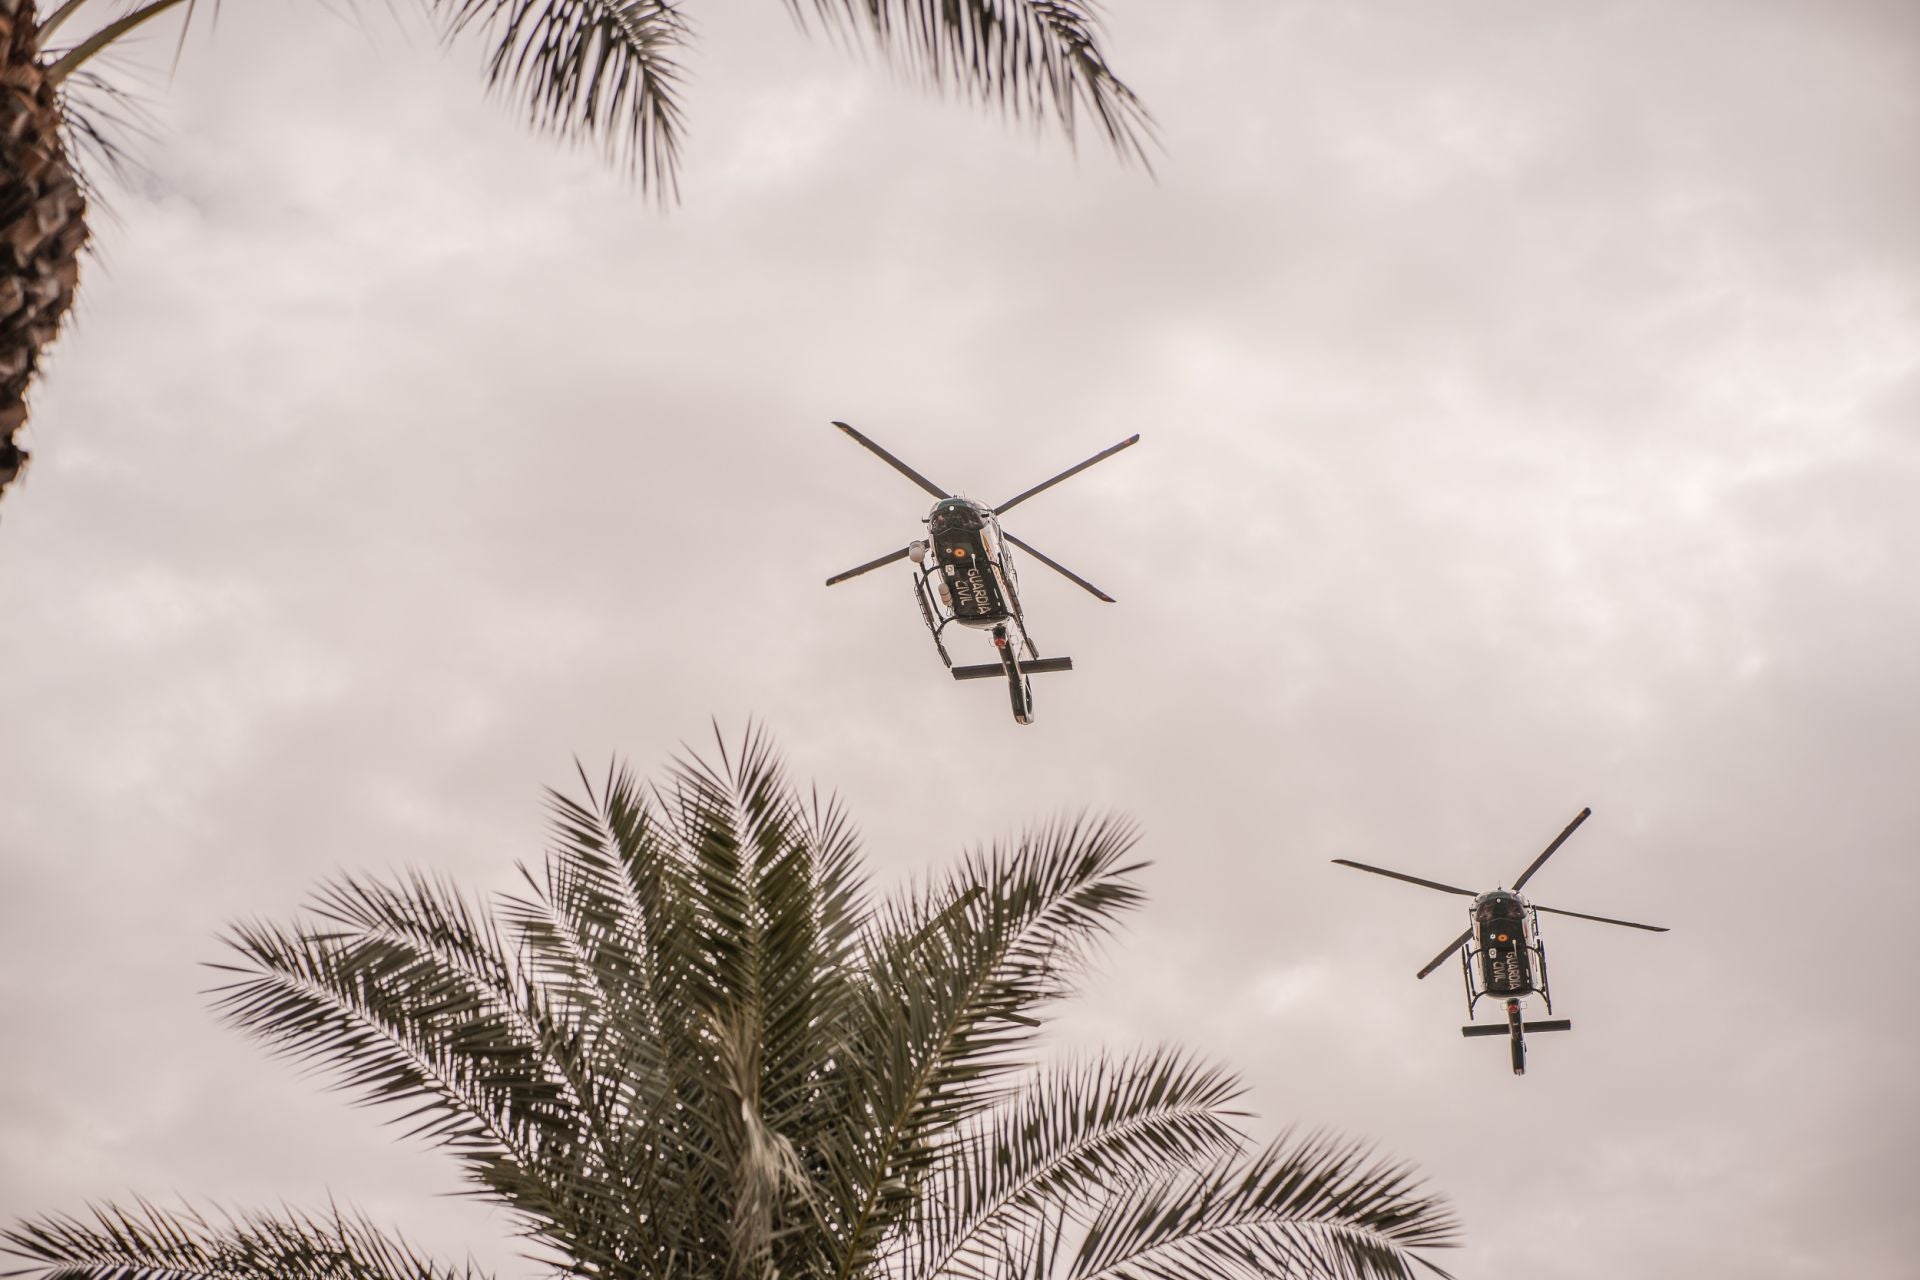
4,2,1915,1277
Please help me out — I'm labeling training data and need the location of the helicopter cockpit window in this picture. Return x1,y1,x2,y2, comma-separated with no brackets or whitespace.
1477,900,1524,927
929,504,982,534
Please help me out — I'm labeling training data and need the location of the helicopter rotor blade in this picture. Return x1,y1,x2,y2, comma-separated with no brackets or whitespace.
1533,904,1668,933
832,420,950,501
1331,859,1477,897
826,546,912,586
1416,929,1474,980
1002,532,1116,603
1509,807,1593,892
993,434,1141,516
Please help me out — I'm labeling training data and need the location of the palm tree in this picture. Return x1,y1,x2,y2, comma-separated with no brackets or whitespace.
0,1,1152,508
2,727,1459,1279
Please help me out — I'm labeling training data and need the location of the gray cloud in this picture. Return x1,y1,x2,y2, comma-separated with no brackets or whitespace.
4,1,1915,1276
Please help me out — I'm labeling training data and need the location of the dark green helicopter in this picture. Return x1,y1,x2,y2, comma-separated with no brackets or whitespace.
1334,808,1668,1075
825,421,1138,725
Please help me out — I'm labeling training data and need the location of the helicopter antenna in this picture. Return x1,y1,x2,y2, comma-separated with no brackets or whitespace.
1509,807,1592,891
1002,532,1117,603
993,434,1141,515
832,421,950,500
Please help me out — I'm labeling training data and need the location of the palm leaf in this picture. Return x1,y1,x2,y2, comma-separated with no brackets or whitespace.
791,0,1154,166
0,1198,483,1280
902,1047,1249,1280
206,875,628,1265
647,724,867,1277
1068,1129,1460,1280
826,813,1147,1278
41,0,1145,218
435,0,689,194
44,0,689,193
492,727,870,1278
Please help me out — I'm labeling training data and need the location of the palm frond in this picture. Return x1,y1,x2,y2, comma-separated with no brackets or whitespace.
507,774,681,1117
708,1006,817,1280
210,887,556,1155
1068,1129,1461,1280
205,876,629,1264
791,0,1154,166
758,782,867,1127
434,0,690,196
505,762,711,1272
319,869,651,1264
55,70,157,197
652,726,763,1032
492,729,872,1277
648,724,869,1278
0,1198,483,1280
664,725,868,1123
902,1047,1250,1280
826,813,1146,1278
42,0,196,87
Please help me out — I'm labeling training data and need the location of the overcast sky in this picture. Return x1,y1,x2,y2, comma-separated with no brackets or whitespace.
3,1,1916,1276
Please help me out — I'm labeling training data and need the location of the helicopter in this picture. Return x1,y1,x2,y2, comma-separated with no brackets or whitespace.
1332,808,1667,1075
824,420,1138,725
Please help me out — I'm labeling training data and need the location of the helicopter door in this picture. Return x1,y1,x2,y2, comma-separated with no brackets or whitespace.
1478,921,1534,996
935,532,1007,622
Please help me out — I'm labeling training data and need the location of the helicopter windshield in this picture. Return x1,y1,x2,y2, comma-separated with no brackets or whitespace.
1476,897,1525,927
929,503,983,534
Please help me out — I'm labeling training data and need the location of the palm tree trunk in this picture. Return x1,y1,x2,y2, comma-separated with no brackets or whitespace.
0,0,86,505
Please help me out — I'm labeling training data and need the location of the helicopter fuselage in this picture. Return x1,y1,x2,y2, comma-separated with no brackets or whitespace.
1469,890,1539,1000
921,497,1019,630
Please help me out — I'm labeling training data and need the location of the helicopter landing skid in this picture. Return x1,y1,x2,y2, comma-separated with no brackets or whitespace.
914,575,953,668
